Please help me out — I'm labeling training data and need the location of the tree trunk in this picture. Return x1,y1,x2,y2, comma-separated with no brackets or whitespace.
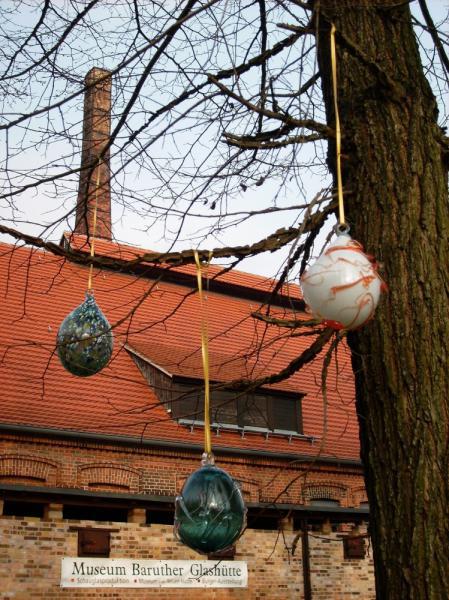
315,1,449,598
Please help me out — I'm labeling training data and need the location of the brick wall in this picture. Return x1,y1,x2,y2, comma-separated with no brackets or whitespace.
0,516,374,599
0,432,374,597
308,530,375,599
0,434,366,508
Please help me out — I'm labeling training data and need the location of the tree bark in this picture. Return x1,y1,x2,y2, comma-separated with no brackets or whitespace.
315,1,449,598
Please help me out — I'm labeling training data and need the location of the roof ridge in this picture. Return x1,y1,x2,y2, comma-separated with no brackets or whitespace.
63,232,304,307
64,232,281,282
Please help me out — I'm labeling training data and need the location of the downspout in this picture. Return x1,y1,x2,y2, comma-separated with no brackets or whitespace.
301,518,312,600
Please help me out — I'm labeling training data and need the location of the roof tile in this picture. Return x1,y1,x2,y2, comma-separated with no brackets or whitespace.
0,240,359,460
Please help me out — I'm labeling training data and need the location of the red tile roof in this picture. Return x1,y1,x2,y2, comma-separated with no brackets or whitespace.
127,341,259,385
65,233,302,303
0,237,359,460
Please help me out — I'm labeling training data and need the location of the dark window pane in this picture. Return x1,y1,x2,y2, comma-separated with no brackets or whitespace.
271,397,299,432
63,505,128,522
2,500,44,518
146,510,174,525
239,394,269,428
211,390,238,426
172,385,203,420
247,515,280,530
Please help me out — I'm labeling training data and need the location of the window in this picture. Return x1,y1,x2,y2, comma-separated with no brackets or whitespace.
75,528,113,558
246,514,280,530
303,483,346,506
343,536,366,559
309,498,341,508
146,509,174,525
2,500,45,518
63,505,128,522
172,383,302,434
128,352,303,435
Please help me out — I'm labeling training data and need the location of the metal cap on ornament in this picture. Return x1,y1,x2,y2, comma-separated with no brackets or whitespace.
300,226,386,330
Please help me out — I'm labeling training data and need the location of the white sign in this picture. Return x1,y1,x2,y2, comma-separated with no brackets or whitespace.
61,558,248,588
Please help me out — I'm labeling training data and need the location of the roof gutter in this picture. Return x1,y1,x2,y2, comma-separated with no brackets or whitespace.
0,423,363,468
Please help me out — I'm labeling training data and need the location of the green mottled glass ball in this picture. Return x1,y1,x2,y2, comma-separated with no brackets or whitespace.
174,463,246,554
56,291,113,377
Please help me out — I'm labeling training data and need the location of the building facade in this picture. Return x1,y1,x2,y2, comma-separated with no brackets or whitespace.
0,69,374,599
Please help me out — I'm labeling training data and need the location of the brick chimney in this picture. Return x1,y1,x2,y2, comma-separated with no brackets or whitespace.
74,67,112,240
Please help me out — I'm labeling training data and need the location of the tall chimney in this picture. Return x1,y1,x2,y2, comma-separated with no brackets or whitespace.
75,67,112,240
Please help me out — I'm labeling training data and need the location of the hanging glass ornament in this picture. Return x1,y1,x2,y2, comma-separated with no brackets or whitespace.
56,291,113,376
174,453,246,554
300,229,386,330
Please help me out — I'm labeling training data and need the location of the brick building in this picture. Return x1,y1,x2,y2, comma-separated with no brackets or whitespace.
0,69,374,599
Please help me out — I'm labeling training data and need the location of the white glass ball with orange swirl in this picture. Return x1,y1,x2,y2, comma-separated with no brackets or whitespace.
300,233,386,330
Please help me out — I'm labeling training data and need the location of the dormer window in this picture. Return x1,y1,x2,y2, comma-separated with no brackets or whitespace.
171,383,303,434
127,345,304,436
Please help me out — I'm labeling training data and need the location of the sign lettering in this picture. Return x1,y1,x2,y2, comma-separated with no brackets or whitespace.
61,558,248,588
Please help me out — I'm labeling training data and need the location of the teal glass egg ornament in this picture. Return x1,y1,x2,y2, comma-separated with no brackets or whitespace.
56,291,113,377
174,454,246,554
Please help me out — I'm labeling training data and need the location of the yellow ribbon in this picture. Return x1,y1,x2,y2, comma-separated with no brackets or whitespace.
193,250,213,456
330,24,346,227
87,161,102,291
